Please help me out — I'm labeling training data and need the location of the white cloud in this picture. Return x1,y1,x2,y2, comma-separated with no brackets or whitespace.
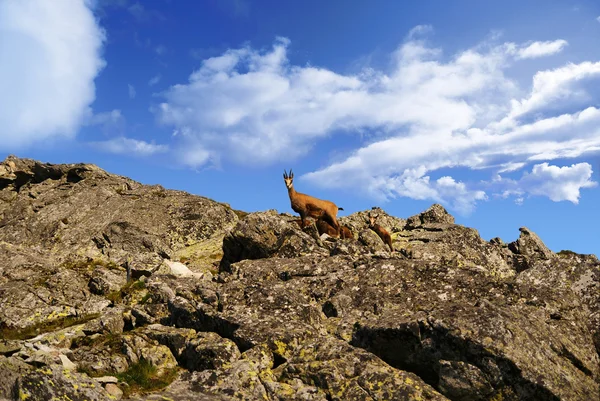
148,74,161,86
501,61,600,122
93,137,168,156
597,16,600,23
494,163,596,204
128,84,136,99
407,24,433,39
519,162,596,203
156,32,600,213
0,0,106,150
514,40,568,59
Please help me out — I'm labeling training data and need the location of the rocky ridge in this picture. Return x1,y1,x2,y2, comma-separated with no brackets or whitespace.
0,156,598,400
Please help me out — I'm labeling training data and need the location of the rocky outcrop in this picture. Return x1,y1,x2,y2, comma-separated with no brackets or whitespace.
0,156,599,400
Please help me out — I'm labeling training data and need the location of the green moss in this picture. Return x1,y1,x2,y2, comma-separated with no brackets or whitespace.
116,357,179,396
140,293,152,304
106,280,147,305
0,313,100,341
62,258,121,273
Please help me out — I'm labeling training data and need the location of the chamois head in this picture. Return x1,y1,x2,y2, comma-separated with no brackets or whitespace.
283,169,294,190
367,212,378,227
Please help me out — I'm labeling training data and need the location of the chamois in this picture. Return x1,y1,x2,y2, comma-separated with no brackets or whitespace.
283,169,343,230
367,212,394,252
315,217,353,239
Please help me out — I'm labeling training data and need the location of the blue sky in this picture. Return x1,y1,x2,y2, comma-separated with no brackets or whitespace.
1,0,599,255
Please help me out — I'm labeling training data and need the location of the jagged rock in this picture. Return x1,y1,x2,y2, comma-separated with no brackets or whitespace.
358,229,391,253
121,332,178,376
104,383,123,400
88,267,127,295
508,226,555,271
405,203,455,229
518,251,600,356
140,324,197,360
128,374,230,400
0,341,21,356
59,354,77,370
1,156,598,400
220,211,328,272
0,356,32,399
180,332,241,371
16,364,112,401
83,308,125,336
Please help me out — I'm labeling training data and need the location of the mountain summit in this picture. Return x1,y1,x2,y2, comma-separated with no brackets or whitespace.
0,156,598,400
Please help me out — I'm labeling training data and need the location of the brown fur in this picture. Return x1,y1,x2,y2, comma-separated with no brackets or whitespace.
315,217,353,239
284,169,342,231
367,212,394,252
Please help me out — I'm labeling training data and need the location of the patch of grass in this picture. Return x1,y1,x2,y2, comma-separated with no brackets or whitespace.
0,313,100,341
140,293,152,305
116,357,179,396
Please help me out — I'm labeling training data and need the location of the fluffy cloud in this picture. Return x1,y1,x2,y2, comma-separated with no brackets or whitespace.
93,137,168,156
494,163,596,204
514,40,568,59
157,30,598,213
0,0,106,150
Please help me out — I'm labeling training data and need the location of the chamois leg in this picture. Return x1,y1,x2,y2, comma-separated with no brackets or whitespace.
299,212,310,228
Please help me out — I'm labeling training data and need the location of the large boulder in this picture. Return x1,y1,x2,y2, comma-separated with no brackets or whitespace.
220,211,328,271
508,227,555,271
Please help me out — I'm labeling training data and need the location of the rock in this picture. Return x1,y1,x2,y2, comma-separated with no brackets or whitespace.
358,229,390,253
508,227,555,271
1,156,598,400
88,267,126,295
220,211,328,272
15,364,112,401
518,252,600,356
0,356,32,399
180,332,241,371
405,203,455,229
95,375,119,383
121,332,178,376
104,383,123,400
0,340,21,356
83,308,125,336
59,354,77,370
155,260,207,279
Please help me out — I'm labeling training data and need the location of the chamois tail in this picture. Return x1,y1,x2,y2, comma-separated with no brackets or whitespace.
338,207,344,211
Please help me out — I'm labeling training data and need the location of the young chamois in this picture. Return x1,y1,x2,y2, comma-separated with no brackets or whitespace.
315,216,353,239
283,169,343,231
367,212,394,252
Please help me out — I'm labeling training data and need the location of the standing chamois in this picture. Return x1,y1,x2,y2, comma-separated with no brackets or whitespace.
283,169,343,231
367,212,394,252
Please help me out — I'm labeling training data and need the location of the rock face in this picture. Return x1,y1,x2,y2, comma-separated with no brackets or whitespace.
0,156,599,401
